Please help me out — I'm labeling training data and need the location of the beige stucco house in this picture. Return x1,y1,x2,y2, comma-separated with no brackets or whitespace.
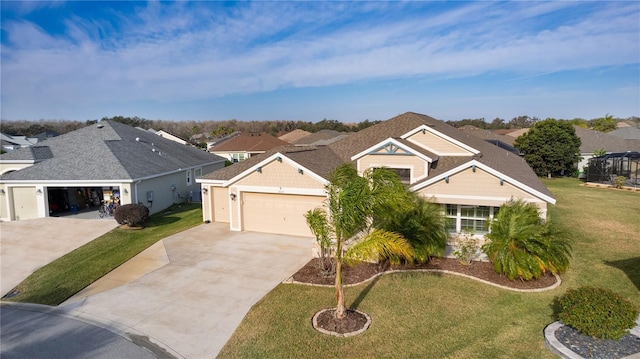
197,112,556,242
0,120,225,221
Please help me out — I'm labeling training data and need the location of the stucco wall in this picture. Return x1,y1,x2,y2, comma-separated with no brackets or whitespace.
235,160,324,189
417,167,547,214
406,131,474,156
357,154,428,183
0,184,8,219
0,162,33,176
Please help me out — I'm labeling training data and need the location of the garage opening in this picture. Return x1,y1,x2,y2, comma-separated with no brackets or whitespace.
47,186,121,218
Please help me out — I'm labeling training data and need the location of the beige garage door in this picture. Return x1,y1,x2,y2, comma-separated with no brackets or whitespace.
242,192,325,237
12,187,39,220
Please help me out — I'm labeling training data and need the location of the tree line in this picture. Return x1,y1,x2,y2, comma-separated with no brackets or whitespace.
2,114,637,141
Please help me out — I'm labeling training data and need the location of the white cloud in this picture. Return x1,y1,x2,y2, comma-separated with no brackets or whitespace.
1,1,638,120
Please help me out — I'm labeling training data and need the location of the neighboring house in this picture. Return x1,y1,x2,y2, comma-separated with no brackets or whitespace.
278,129,311,143
209,132,290,163
290,129,350,146
0,120,226,221
1,133,39,152
573,126,640,175
197,112,555,242
458,125,520,154
155,130,188,145
609,127,640,140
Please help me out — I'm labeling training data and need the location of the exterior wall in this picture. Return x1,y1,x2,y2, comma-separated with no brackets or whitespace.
134,169,203,215
0,184,8,219
212,186,230,223
357,154,428,183
11,186,38,220
0,162,33,175
406,131,474,156
416,167,548,215
235,160,324,189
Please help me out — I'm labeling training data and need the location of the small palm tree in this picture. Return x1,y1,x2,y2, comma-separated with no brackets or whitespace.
482,199,571,280
306,164,415,319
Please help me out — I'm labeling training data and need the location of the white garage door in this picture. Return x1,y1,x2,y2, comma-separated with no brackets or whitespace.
12,187,39,220
241,192,325,237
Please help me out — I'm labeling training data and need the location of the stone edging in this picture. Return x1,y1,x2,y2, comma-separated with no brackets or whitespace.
312,308,371,337
0,301,184,359
544,320,640,359
285,269,562,293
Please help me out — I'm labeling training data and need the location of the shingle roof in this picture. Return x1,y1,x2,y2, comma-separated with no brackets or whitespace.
201,112,554,200
573,126,640,152
291,130,350,145
278,129,311,143
211,132,290,152
609,127,640,140
0,120,225,181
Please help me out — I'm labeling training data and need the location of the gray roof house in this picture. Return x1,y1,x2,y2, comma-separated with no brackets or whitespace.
0,120,226,221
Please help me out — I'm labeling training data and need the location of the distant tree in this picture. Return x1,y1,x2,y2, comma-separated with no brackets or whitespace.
509,115,539,128
593,148,607,157
565,118,589,128
488,117,509,130
590,114,616,133
514,118,582,178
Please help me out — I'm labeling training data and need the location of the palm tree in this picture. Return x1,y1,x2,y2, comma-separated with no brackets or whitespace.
482,199,571,280
306,164,415,319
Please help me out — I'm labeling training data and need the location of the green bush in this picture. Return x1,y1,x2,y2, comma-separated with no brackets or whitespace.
613,176,626,189
114,204,150,227
557,286,639,340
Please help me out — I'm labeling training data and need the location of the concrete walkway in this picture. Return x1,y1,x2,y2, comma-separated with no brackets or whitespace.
62,223,314,358
0,217,119,296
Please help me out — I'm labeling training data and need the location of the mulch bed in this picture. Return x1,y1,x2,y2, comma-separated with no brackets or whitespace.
292,257,557,290
314,309,369,335
555,325,640,359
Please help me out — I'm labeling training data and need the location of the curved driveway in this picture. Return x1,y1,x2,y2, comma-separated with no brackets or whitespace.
62,223,313,358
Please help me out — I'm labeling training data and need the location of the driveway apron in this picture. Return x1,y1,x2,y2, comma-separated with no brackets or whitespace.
62,223,314,358
0,217,119,296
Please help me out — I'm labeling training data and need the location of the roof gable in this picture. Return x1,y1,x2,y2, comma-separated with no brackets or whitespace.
350,138,434,162
211,132,290,152
401,125,480,156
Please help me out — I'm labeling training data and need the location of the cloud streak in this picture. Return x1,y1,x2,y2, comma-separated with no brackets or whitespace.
1,1,638,120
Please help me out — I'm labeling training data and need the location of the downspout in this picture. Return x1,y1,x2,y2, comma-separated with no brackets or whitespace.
134,180,142,204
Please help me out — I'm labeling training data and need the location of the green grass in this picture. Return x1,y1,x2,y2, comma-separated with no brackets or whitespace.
217,178,640,359
5,203,203,305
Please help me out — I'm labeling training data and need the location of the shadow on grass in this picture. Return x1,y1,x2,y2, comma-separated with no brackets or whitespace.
605,257,640,292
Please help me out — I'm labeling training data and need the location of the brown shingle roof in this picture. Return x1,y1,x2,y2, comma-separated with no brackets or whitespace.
278,129,310,143
211,132,289,152
202,112,554,201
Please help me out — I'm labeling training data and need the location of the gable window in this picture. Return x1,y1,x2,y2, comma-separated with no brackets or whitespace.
389,168,411,183
186,169,192,186
444,204,496,234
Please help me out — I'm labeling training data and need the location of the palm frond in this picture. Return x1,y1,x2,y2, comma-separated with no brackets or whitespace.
344,229,415,266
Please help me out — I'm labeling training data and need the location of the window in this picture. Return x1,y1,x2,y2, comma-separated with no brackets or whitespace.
389,168,411,183
231,153,245,163
444,204,495,234
186,169,192,186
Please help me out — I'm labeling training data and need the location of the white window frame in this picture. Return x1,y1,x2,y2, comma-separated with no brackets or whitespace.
444,204,497,235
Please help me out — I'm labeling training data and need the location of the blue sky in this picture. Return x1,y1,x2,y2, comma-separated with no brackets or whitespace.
1,1,638,123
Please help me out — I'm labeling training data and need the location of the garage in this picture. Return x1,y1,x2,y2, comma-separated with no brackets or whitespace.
241,192,325,237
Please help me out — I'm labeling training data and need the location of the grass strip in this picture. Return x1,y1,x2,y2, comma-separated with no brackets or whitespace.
5,203,203,306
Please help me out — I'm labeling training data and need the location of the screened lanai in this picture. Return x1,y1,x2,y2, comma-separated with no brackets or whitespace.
586,151,640,188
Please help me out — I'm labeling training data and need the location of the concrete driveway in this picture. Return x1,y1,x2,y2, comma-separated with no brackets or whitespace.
0,217,119,296
62,223,313,358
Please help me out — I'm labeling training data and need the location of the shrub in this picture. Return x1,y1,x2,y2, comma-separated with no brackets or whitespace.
452,230,479,265
114,204,150,227
614,176,626,189
557,287,639,340
482,199,571,280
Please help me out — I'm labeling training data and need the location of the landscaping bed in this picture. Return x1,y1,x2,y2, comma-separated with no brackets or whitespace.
292,257,557,290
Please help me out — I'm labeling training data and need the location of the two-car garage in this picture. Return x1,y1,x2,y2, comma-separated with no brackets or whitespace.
241,192,325,237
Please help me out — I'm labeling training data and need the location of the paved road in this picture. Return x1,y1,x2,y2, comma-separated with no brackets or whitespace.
0,303,162,359
0,217,118,296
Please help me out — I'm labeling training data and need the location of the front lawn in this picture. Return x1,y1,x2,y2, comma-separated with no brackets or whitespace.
217,178,640,359
4,203,203,306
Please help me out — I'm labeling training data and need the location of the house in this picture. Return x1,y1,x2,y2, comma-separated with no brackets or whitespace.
209,132,290,163
458,125,520,154
154,130,188,145
609,126,640,140
0,120,226,221
573,126,640,175
289,129,350,146
1,133,40,153
197,112,556,241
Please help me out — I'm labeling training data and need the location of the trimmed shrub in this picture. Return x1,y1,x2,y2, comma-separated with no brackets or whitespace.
114,204,150,227
557,286,639,340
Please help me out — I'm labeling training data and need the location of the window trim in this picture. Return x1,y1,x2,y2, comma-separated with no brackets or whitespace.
444,204,497,235
186,169,192,186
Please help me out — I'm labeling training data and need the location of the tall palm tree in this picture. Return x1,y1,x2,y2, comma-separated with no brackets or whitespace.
482,199,571,280
306,164,415,319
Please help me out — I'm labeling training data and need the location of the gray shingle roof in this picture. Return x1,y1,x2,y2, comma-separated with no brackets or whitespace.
573,126,640,153
0,120,225,181
608,127,640,140
201,112,554,200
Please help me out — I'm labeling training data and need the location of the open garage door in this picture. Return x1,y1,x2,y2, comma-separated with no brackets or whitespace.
241,192,325,237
